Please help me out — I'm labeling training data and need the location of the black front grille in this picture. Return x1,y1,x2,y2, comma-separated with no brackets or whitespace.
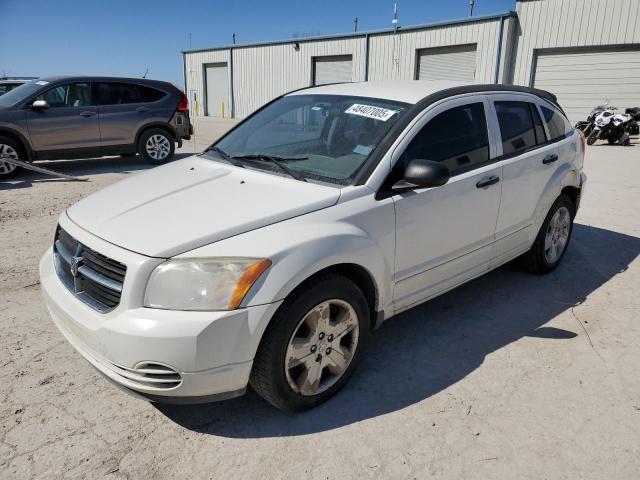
53,226,127,312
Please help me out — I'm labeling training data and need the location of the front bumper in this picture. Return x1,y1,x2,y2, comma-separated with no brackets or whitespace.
40,248,281,402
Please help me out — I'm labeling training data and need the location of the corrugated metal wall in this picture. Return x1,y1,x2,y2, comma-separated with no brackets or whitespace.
512,0,640,86
368,18,502,83
233,37,365,117
184,15,506,118
184,49,230,117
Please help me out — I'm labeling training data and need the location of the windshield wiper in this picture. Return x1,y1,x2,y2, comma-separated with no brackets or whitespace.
205,146,245,168
232,154,308,182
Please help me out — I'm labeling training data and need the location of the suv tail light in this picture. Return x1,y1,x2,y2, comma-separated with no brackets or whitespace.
176,92,189,112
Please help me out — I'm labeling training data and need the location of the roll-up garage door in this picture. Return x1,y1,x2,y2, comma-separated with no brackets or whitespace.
205,63,229,118
313,55,353,85
533,47,640,125
416,44,477,82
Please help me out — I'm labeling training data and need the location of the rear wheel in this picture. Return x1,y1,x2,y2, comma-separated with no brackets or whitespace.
138,128,175,165
0,136,24,180
522,194,575,274
250,274,370,412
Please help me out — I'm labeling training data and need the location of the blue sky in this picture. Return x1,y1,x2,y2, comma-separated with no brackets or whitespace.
1,0,516,89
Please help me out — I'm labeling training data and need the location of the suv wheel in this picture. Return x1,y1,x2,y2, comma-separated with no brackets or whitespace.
0,136,23,180
522,194,575,274
139,129,175,165
250,274,370,412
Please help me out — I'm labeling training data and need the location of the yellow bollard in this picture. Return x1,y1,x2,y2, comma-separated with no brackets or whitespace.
221,101,225,118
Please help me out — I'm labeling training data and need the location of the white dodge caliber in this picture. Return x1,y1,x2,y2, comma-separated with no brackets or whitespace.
40,81,586,411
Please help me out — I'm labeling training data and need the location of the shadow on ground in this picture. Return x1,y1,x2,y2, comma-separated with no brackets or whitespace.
158,224,640,437
0,153,193,190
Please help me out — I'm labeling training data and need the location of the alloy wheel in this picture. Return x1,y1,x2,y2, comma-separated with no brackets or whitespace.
0,143,19,174
284,299,359,396
145,134,171,161
544,206,571,264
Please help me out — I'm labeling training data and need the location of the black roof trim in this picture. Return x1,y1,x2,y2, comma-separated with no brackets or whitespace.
34,75,176,88
351,83,561,185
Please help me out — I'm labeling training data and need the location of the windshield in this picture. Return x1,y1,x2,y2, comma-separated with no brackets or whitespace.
0,80,44,108
207,94,409,185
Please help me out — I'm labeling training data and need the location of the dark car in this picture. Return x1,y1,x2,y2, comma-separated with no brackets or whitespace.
0,76,192,179
0,77,37,96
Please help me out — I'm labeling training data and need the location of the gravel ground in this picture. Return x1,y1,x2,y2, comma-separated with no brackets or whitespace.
1,131,639,479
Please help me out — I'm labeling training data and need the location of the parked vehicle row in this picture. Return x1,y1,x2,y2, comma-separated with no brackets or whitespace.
575,100,639,145
0,76,192,179
0,77,36,96
39,80,586,411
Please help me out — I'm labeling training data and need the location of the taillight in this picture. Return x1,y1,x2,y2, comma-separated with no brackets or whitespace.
176,92,189,112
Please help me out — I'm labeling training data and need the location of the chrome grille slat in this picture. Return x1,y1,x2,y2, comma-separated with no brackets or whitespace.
78,265,123,292
53,226,127,312
83,249,126,279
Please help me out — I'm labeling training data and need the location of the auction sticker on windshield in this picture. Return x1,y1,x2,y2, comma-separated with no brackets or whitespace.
345,104,398,121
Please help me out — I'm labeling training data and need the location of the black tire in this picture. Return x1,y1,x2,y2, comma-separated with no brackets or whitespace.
0,136,25,180
522,194,575,274
586,130,599,145
138,128,175,165
250,274,371,412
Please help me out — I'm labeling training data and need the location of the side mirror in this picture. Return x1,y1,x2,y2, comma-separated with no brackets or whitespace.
392,158,450,191
31,100,49,110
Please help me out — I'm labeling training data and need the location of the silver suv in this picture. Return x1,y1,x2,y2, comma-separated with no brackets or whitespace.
0,76,192,179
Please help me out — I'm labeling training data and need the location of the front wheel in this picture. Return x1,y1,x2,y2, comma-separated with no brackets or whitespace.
0,136,24,180
586,130,599,145
138,129,175,165
250,274,370,412
522,194,575,274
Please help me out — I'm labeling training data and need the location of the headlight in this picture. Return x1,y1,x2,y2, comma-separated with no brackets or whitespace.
144,258,271,311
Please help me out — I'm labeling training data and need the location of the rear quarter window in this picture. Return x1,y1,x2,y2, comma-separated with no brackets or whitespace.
139,85,166,103
541,105,572,141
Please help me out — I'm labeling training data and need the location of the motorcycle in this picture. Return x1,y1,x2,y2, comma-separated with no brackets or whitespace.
625,107,640,135
586,109,633,146
575,101,616,137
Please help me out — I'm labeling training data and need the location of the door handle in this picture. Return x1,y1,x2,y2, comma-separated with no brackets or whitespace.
476,175,500,189
79,111,96,118
542,154,558,164
136,106,151,113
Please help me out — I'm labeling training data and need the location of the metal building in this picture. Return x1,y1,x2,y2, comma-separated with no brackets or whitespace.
183,0,640,124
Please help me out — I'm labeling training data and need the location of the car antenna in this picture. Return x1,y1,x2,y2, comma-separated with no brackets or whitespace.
142,68,149,79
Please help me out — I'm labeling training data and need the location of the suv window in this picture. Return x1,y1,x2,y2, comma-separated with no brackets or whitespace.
36,83,92,108
541,105,571,141
95,82,142,105
139,85,166,102
403,103,489,175
495,101,537,155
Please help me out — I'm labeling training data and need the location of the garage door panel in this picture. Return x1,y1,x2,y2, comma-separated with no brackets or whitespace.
535,51,640,66
417,44,476,82
533,48,640,124
314,55,353,85
535,69,640,81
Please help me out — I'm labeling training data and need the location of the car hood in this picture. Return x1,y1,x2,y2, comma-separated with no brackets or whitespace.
67,155,341,257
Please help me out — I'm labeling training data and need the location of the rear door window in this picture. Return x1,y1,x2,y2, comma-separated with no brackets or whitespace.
541,105,572,141
494,101,537,155
403,103,490,175
95,82,142,105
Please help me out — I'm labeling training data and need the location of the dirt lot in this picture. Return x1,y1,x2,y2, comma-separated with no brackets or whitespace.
1,130,639,479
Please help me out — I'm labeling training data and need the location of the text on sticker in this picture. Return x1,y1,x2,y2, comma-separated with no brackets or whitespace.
345,104,397,121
